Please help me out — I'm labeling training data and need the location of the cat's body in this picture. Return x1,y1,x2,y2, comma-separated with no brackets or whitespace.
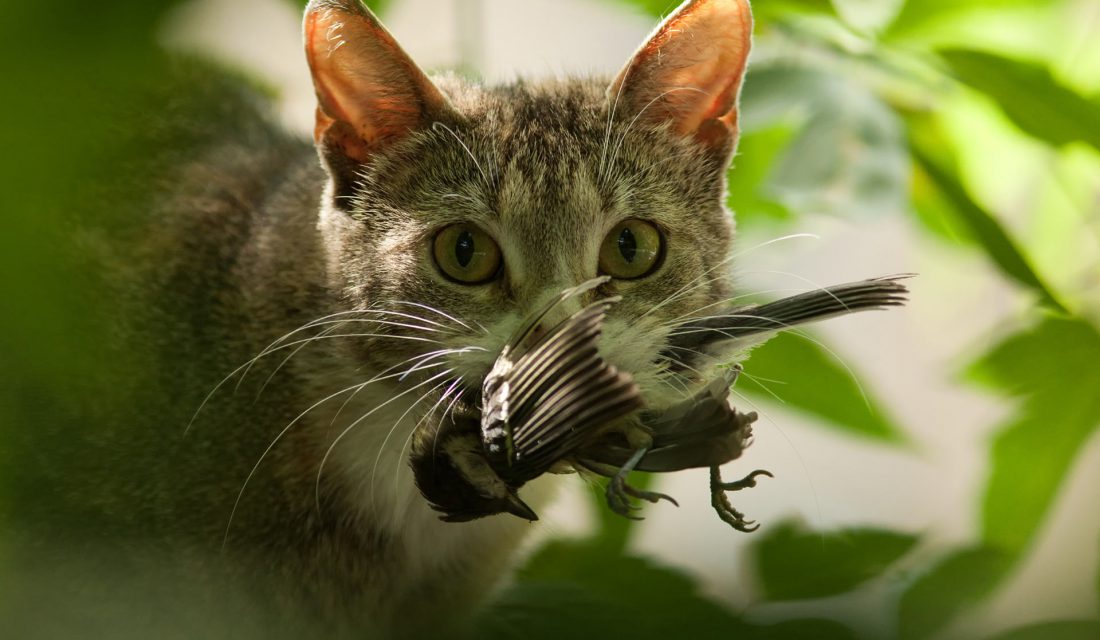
4,1,759,637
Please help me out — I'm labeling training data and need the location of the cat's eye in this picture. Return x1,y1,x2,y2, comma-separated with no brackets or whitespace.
598,219,663,280
432,223,503,284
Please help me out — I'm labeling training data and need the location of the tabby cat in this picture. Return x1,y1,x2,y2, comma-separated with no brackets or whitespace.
9,0,771,637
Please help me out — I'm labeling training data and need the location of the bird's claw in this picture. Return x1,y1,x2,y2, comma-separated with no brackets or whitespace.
606,473,679,520
710,466,771,533
716,468,773,492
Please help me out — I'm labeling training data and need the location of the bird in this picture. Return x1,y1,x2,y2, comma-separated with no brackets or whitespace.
411,275,910,530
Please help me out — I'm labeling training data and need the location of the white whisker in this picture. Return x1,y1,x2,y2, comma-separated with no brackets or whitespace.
318,368,457,517
432,122,492,189
364,372,458,519
391,300,484,334
391,377,463,520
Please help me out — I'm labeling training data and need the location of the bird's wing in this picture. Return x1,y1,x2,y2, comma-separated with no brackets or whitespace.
481,297,643,482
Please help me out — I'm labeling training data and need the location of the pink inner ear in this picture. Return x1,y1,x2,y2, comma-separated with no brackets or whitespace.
611,0,753,145
304,5,448,163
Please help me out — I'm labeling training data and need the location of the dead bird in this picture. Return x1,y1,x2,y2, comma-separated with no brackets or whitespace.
411,275,909,530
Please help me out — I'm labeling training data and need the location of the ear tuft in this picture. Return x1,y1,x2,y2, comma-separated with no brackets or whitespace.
608,0,753,156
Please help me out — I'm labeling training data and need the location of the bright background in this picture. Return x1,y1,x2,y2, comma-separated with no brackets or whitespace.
3,1,1099,638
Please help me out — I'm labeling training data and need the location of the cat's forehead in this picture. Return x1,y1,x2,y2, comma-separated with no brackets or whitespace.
460,77,612,213
428,77,691,225
364,74,721,240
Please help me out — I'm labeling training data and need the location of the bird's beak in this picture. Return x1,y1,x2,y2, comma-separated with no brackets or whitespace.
502,491,539,521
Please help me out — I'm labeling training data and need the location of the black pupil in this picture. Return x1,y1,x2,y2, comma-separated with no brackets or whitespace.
455,230,476,268
618,227,637,263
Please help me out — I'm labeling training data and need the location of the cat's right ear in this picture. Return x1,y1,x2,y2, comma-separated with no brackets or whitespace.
304,0,450,203
608,0,753,162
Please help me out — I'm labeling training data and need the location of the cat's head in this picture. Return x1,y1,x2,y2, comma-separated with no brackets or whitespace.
302,0,753,441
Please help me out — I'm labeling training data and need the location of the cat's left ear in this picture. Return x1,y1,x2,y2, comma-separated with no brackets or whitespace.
304,0,451,201
608,0,753,159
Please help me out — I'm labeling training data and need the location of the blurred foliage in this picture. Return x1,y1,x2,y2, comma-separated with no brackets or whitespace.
939,49,1100,151
969,318,1100,554
907,117,1067,312
985,620,1100,640
739,332,905,442
2,0,1098,638
751,520,918,601
897,545,1015,640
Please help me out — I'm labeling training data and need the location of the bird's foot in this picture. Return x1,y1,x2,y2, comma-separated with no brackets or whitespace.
605,472,679,519
710,466,771,532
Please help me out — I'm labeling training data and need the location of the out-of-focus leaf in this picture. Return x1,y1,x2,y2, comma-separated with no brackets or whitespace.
940,49,1100,152
515,539,743,640
1096,534,1100,611
752,520,918,601
886,0,1049,39
984,620,1100,640
898,545,1015,640
773,89,908,218
474,582,626,640
908,155,970,245
968,317,1100,554
741,332,906,443
740,66,823,129
901,319,1100,638
739,65,910,219
907,126,1067,313
831,0,905,33
729,125,798,224
748,618,859,640
1,0,190,387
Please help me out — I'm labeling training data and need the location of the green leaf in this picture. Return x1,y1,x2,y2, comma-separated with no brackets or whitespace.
907,125,1067,313
740,331,905,443
985,620,1100,640
728,125,798,224
900,318,1100,638
515,540,743,640
748,618,860,640
474,582,627,640
831,0,905,33
939,49,1100,152
752,520,919,601
886,0,1049,39
741,66,910,219
898,545,1016,640
969,317,1100,554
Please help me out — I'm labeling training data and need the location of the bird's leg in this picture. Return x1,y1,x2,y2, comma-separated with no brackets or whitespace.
605,429,678,519
709,465,772,532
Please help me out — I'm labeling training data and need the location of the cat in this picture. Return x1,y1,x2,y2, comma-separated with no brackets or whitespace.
4,0,761,637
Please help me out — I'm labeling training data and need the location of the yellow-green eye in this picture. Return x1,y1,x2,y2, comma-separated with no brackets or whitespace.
432,223,502,284
598,219,663,279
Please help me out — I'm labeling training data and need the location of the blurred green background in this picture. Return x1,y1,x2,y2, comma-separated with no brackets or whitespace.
2,0,1098,638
